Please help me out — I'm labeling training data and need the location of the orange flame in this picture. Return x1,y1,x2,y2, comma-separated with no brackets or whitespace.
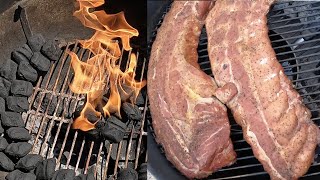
70,0,146,131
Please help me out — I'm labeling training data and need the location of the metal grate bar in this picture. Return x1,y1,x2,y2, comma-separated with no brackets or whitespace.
268,3,320,18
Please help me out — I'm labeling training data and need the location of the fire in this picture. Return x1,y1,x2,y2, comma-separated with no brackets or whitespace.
70,0,146,131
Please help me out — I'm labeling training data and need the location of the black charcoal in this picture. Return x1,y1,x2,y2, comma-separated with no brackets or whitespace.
35,158,56,180
0,97,5,112
52,169,75,180
74,173,95,180
15,154,43,171
28,34,45,52
0,77,11,98
0,137,8,151
117,168,138,180
1,111,24,127
30,52,51,72
41,40,62,61
138,163,147,180
12,44,33,64
6,96,29,112
6,127,31,141
134,92,144,106
11,80,33,97
0,152,14,171
0,122,4,134
17,62,38,82
5,169,36,180
122,103,142,121
0,59,17,81
5,142,32,158
101,116,126,143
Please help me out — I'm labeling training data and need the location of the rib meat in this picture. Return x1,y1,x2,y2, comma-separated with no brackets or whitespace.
206,0,320,179
147,1,236,178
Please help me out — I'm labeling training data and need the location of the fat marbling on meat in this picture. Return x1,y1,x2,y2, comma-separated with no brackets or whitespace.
206,0,320,179
147,0,236,178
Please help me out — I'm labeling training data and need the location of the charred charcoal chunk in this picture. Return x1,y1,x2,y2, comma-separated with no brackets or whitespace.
11,80,33,97
6,127,31,141
6,169,36,180
0,97,5,112
30,52,51,72
0,122,4,134
0,152,14,171
12,44,33,64
15,154,43,171
1,111,24,127
0,137,8,151
122,103,142,121
138,163,147,180
135,92,145,106
5,142,32,158
17,62,38,82
41,40,62,61
52,169,75,180
0,77,11,98
117,168,138,180
27,34,45,52
101,116,126,143
74,173,95,180
35,158,56,180
6,96,29,112
0,59,17,81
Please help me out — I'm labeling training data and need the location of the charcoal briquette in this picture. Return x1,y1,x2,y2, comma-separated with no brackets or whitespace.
117,168,138,180
30,52,51,72
0,152,14,171
41,40,62,61
0,59,17,81
0,122,4,134
74,171,95,180
5,169,36,180
0,137,8,151
15,154,43,171
1,111,24,127
122,103,142,121
17,62,38,82
5,142,32,158
6,96,29,112
35,158,56,179
11,80,33,97
6,127,31,141
11,44,33,64
101,116,126,143
0,77,11,98
0,97,5,112
138,163,147,180
51,169,75,180
27,34,45,52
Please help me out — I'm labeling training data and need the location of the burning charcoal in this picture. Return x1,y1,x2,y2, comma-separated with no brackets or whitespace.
27,34,45,52
6,96,29,112
6,127,31,141
0,152,14,171
11,44,33,64
17,62,38,82
5,169,36,180
0,77,11,98
84,108,101,124
119,84,134,102
35,158,56,180
134,92,144,106
5,142,32,158
138,163,147,180
0,97,5,112
52,169,75,180
15,154,43,171
30,52,51,72
101,116,126,143
117,168,138,180
11,80,33,97
41,40,62,61
122,102,142,121
0,137,8,151
1,111,24,127
0,59,17,81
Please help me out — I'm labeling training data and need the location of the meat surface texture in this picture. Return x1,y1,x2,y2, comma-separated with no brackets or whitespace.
206,0,320,179
147,1,236,178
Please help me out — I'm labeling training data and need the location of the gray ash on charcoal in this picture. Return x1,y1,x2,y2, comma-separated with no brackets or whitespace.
5,142,32,158
117,167,138,180
15,154,43,172
6,169,36,180
1,112,24,128
6,96,29,112
0,59,17,82
0,152,15,171
0,137,8,151
30,52,51,72
27,34,45,52
122,102,142,121
6,127,31,141
0,97,5,112
35,158,56,180
52,169,75,180
10,79,33,97
17,62,38,83
33,95,65,116
41,39,62,61
0,122,4,134
101,116,127,143
11,44,33,64
0,77,12,98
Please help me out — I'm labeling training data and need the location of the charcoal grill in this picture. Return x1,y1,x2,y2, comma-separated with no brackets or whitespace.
147,1,320,179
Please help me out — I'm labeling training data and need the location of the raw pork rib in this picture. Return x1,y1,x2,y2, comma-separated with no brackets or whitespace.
148,1,236,178
206,0,320,179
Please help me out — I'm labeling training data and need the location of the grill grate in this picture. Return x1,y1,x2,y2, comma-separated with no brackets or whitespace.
148,1,320,179
23,41,148,179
